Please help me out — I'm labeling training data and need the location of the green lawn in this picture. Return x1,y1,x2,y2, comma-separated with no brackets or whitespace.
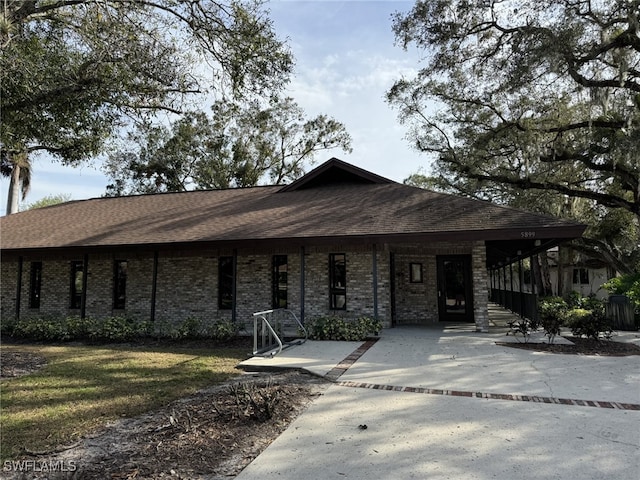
0,343,247,461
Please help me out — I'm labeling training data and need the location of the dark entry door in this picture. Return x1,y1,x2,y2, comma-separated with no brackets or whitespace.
436,255,473,322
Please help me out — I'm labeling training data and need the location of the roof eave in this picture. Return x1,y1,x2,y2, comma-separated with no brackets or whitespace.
0,224,586,258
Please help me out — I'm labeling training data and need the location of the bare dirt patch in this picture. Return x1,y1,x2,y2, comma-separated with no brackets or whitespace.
0,350,47,379
2,370,329,480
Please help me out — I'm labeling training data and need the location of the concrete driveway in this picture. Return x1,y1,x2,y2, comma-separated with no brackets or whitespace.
236,326,640,480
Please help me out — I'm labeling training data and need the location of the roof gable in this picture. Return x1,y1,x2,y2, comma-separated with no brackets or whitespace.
278,157,394,192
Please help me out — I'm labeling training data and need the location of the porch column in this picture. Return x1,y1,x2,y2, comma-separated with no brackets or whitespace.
372,244,378,319
150,251,159,322
472,241,489,332
300,246,305,323
80,254,89,319
503,265,508,310
530,256,537,295
509,262,516,316
15,256,23,320
232,249,238,323
389,252,396,327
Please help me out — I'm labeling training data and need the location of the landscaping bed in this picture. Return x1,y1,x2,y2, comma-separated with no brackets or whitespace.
498,336,640,356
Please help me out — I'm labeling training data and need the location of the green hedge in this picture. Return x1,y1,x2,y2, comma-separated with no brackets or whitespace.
2,315,239,343
305,315,382,341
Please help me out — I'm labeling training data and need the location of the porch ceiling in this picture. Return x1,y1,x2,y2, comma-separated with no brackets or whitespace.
485,238,564,269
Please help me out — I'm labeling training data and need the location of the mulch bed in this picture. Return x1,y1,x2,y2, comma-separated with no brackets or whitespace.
497,336,640,356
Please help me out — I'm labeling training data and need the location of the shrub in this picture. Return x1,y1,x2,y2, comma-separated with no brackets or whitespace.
5,313,241,343
97,316,146,342
538,297,568,343
151,318,174,339
0,316,18,336
66,315,100,339
603,273,640,308
206,319,239,342
306,315,382,341
506,317,539,343
565,307,613,340
12,315,69,341
175,316,203,339
603,273,640,327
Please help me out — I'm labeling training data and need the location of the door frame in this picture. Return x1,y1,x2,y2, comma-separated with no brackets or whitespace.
436,254,473,322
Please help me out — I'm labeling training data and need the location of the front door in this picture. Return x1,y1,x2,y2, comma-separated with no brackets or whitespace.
437,255,473,322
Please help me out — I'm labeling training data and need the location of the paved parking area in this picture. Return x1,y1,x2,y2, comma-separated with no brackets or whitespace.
236,326,640,480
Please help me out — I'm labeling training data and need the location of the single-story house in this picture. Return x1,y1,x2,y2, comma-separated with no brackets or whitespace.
0,158,586,332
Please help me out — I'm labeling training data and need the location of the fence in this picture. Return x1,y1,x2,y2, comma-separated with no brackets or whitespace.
490,288,539,322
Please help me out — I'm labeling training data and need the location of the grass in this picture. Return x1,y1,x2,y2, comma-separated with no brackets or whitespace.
0,342,248,461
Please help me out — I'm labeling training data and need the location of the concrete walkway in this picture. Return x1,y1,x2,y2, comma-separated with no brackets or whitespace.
236,323,640,480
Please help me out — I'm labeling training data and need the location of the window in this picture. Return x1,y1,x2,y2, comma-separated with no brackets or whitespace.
113,260,127,309
329,253,346,310
70,261,84,309
29,262,42,309
272,255,288,309
218,256,234,310
573,268,589,285
409,263,423,283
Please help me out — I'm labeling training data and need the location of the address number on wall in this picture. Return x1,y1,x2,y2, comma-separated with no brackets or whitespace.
520,231,536,238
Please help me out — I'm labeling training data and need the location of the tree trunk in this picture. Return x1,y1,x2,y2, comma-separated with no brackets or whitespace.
6,164,21,215
557,244,574,298
538,252,554,296
532,255,543,296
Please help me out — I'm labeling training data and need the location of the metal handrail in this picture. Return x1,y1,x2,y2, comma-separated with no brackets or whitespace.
252,309,307,357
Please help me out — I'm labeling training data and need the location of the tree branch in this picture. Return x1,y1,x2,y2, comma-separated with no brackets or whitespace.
445,161,639,215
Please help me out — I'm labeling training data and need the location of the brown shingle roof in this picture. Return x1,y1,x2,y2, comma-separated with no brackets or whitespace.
0,177,585,253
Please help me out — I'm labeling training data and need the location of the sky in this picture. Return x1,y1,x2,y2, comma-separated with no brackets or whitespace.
0,0,430,213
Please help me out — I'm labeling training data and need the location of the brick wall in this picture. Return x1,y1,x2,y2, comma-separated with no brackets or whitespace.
126,256,155,320
1,260,18,320
394,252,438,324
472,241,489,332
155,256,218,324
393,242,475,324
85,255,113,318
303,245,384,324
0,241,490,332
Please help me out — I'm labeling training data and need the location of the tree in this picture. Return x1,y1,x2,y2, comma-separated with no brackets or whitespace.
1,0,293,212
0,151,31,215
388,0,640,273
26,193,72,210
103,97,352,195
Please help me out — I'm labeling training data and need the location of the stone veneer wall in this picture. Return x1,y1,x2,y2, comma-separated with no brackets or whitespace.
0,241,489,331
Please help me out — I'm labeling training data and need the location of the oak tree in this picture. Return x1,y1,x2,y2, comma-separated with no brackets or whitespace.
1,0,293,213
388,0,640,273
103,97,353,194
